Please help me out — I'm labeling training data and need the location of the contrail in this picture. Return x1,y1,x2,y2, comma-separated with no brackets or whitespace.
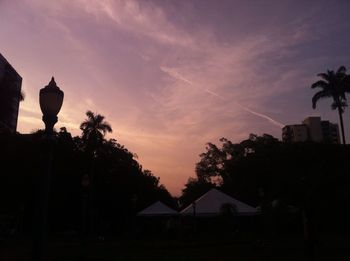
235,103,284,128
162,67,285,129
160,66,194,85
205,89,284,128
205,89,225,100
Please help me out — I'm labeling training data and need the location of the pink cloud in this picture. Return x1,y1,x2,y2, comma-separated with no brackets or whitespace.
2,0,349,194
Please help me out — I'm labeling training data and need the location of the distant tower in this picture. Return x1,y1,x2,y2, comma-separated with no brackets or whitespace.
282,124,308,143
282,116,340,144
302,117,323,143
320,120,340,144
0,53,22,133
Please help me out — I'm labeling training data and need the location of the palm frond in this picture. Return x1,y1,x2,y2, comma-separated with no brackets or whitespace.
331,100,347,112
100,123,112,133
327,70,334,77
337,66,346,75
339,91,347,100
80,121,88,130
312,90,329,109
86,111,95,120
343,75,350,93
95,114,105,124
80,110,113,150
317,72,330,82
331,102,338,110
311,80,328,89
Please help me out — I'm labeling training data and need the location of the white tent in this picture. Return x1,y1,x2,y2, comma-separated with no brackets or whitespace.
180,188,258,216
137,201,178,217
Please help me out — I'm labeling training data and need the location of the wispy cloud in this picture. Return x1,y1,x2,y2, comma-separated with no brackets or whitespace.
2,0,350,194
77,0,195,47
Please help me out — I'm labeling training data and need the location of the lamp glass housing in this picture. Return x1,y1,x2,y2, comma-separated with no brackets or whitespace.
39,78,64,117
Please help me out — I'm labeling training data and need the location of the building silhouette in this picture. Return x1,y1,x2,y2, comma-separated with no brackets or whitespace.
282,117,340,144
0,53,22,133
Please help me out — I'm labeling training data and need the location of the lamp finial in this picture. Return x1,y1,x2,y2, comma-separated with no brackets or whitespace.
47,77,58,88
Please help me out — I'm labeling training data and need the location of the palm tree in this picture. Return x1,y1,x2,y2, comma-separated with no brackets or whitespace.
311,66,350,144
79,111,112,235
80,110,112,153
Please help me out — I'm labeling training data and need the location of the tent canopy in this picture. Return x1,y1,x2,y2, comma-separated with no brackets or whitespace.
137,201,178,217
180,188,258,216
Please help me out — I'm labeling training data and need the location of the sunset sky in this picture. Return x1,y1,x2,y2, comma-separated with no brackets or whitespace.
1,0,350,195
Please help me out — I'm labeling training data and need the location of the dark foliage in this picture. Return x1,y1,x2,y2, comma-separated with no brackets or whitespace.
188,134,350,236
0,113,174,237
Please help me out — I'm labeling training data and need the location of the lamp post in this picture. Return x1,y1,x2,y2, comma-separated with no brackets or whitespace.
33,77,64,261
81,174,90,240
39,77,64,134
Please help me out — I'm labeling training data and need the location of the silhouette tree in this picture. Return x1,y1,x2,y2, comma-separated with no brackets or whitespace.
311,66,350,144
80,110,112,153
79,111,112,235
195,134,350,259
0,111,174,238
196,134,279,189
180,177,214,209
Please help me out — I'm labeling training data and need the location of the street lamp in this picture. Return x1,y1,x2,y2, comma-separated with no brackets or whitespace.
33,77,64,261
39,77,64,134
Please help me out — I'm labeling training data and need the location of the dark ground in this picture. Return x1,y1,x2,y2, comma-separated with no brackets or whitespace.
1,236,349,261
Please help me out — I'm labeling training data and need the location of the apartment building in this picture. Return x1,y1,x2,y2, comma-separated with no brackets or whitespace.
282,117,340,144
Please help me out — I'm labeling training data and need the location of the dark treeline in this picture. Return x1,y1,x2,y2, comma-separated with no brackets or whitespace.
0,111,174,237
181,134,350,237
1,116,350,242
